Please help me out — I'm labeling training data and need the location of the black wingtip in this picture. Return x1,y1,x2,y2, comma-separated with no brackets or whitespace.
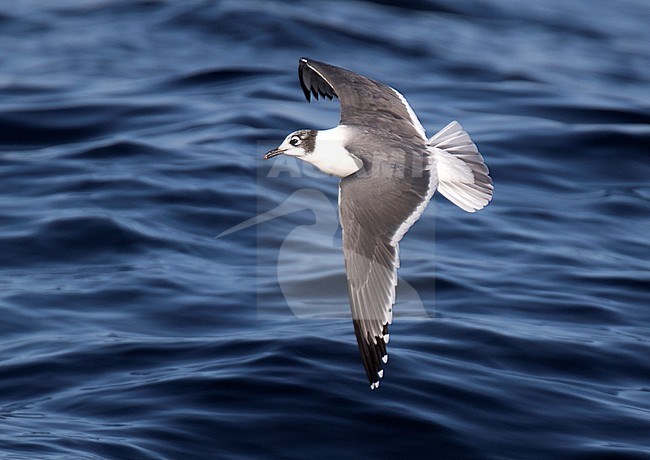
298,58,312,102
297,57,338,103
353,319,390,389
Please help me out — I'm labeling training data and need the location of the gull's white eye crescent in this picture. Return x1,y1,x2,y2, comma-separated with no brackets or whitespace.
290,136,301,146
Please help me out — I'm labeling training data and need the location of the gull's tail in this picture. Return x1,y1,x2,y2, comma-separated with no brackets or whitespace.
427,121,493,212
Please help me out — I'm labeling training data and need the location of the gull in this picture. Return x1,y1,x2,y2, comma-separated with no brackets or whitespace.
264,58,493,389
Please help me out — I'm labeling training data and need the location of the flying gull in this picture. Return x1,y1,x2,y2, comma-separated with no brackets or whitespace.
264,58,493,389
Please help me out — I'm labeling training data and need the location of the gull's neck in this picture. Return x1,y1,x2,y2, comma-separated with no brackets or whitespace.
303,125,362,178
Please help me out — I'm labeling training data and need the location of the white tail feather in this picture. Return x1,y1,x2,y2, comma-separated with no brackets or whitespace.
428,121,493,212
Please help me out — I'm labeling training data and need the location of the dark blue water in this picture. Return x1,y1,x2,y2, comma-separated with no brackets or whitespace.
1,1,649,458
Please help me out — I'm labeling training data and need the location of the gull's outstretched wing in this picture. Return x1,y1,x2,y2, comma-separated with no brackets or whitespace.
338,138,436,389
298,57,427,141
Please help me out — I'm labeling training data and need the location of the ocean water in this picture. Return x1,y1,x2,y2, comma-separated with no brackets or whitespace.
1,1,649,458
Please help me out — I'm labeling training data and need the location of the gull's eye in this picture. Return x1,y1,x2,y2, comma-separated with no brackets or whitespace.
289,136,301,146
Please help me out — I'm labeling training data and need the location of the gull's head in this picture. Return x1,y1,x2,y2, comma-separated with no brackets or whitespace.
264,129,316,160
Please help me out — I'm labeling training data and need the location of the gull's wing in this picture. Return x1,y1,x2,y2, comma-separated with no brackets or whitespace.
338,140,435,389
298,57,426,141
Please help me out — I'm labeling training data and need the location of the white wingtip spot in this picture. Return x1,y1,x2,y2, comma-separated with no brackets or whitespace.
378,369,384,379
383,334,390,344
371,381,379,390
382,355,388,364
